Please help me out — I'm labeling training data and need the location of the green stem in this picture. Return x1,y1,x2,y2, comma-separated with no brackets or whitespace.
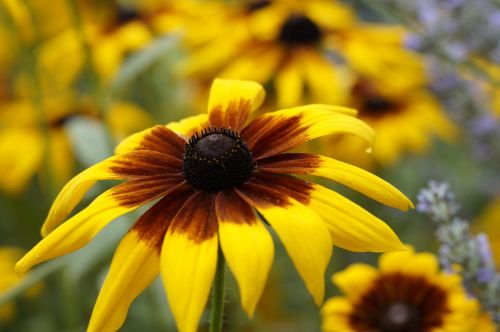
209,249,226,332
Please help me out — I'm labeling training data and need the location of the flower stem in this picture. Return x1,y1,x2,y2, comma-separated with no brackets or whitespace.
209,249,226,332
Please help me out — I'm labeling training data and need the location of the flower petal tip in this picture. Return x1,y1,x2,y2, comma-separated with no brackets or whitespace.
14,259,29,276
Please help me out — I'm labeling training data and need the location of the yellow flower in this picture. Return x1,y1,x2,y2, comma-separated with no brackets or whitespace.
180,0,355,108
329,77,456,167
36,2,154,86
0,247,41,323
322,248,496,332
17,79,412,332
179,0,425,109
0,98,76,194
0,94,152,194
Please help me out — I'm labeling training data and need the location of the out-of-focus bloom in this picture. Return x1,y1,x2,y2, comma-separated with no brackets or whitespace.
0,247,41,323
17,79,413,332
36,2,155,86
0,97,79,194
322,248,496,332
474,196,500,268
0,93,152,194
329,77,456,167
178,0,424,108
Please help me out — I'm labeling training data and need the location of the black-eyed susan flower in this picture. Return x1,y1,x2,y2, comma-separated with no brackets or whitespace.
329,77,456,167
322,248,496,332
179,0,356,107
17,79,413,332
0,247,42,323
178,0,427,109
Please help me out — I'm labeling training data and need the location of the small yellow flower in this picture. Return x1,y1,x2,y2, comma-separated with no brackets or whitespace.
18,79,412,332
322,248,496,332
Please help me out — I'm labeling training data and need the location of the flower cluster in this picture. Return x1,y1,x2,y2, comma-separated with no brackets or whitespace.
417,181,500,322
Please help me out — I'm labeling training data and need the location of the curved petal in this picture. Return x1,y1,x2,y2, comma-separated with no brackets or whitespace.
207,78,265,131
275,58,303,108
299,49,345,105
215,190,274,317
161,192,219,332
332,263,378,301
17,180,183,274
321,297,354,332
114,125,185,158
41,155,125,236
236,183,332,305
258,153,413,211
0,128,43,194
87,231,160,332
379,249,438,277
242,105,371,159
218,46,283,84
309,184,406,252
166,114,209,139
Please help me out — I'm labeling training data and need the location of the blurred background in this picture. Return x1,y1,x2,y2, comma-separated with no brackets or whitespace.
0,0,499,331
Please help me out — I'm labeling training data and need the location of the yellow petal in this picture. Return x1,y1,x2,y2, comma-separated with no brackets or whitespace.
315,156,413,210
114,127,156,155
41,156,124,236
17,188,144,274
275,58,303,108
299,49,345,105
321,297,354,332
207,78,265,131
165,114,209,138
238,190,332,305
0,128,43,194
216,190,274,317
309,184,406,252
332,263,378,301
379,249,439,277
88,231,160,332
46,128,74,189
161,192,219,332
242,105,370,159
219,46,282,84
259,153,413,210
114,123,186,156
161,233,218,332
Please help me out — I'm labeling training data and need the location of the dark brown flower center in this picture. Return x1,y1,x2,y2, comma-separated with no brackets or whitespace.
361,96,399,117
349,273,450,332
278,14,322,46
116,6,140,25
183,128,255,192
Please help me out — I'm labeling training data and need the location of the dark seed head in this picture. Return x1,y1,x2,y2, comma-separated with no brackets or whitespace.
183,128,255,192
380,302,420,332
278,14,322,46
362,96,398,116
116,6,140,25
